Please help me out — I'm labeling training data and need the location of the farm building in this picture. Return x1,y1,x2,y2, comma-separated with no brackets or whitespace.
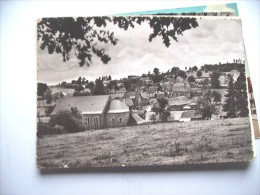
52,95,111,130
161,82,173,92
183,102,197,110
140,76,153,85
110,93,124,99
51,95,130,130
51,87,74,96
124,92,136,99
147,86,159,93
129,113,146,125
168,96,193,111
114,80,124,87
102,79,110,87
186,71,211,80
171,82,191,98
167,111,184,122
135,86,144,92
179,110,203,122
106,99,130,128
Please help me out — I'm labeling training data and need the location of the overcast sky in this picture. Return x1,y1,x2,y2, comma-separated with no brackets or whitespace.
37,17,245,85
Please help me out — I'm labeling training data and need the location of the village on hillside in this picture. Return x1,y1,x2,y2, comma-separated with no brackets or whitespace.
37,60,248,135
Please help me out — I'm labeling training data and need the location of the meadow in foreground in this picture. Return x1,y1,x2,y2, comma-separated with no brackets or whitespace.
37,118,254,169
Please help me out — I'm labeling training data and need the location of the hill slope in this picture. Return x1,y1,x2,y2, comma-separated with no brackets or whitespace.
37,118,254,169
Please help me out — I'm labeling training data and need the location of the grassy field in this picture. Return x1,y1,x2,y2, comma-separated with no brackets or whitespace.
37,118,254,169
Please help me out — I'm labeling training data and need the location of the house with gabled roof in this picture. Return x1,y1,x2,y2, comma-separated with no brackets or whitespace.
124,92,136,99
129,113,146,125
106,100,130,128
168,96,193,111
52,95,111,130
167,111,184,122
179,110,203,122
52,95,131,130
171,82,191,98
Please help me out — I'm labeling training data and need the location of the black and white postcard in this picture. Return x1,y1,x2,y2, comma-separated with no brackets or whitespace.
37,16,255,169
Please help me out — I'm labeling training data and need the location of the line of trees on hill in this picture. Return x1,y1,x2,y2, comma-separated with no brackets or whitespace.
203,62,245,72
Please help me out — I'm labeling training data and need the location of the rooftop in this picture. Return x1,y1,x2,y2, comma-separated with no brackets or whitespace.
130,113,146,124
52,95,110,115
107,99,129,113
168,111,184,121
172,82,191,92
168,96,193,106
181,110,202,119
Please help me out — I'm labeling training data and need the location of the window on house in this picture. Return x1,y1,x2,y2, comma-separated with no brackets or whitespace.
93,117,99,129
86,117,90,124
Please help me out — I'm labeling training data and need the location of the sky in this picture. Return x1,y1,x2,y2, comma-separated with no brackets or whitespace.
37,16,245,85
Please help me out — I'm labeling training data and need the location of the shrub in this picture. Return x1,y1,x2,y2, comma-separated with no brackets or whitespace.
37,124,67,137
37,124,53,137
73,91,91,96
45,105,55,116
49,107,86,133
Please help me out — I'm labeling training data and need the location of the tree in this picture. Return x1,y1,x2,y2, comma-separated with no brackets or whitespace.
38,17,198,66
71,80,77,85
153,68,160,75
49,107,85,133
108,75,112,80
75,84,84,92
197,70,202,78
210,71,221,88
87,81,95,92
153,75,163,83
202,78,210,87
45,105,55,116
73,91,91,96
82,77,86,84
151,68,163,83
223,76,237,117
195,98,217,120
177,70,187,79
171,67,180,75
152,97,170,122
61,81,67,87
150,114,156,124
234,70,249,117
92,79,106,95
203,90,212,102
123,80,131,91
212,90,222,103
37,83,48,97
77,77,82,85
192,66,198,72
188,75,195,83
45,90,53,105
157,83,162,91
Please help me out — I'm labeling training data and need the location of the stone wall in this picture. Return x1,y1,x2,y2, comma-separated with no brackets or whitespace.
82,114,102,130
106,112,129,128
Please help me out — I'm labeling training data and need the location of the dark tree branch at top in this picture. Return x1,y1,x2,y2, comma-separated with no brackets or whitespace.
37,16,198,67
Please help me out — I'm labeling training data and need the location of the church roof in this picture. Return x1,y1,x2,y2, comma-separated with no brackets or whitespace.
52,95,110,115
